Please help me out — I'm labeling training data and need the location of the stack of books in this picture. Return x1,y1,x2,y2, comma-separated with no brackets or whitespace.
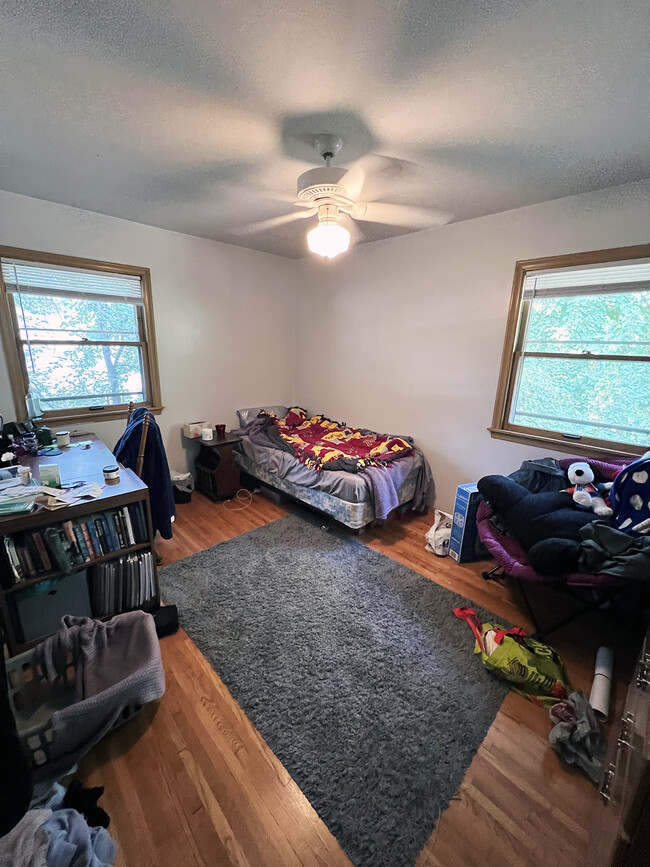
89,550,155,616
0,502,148,586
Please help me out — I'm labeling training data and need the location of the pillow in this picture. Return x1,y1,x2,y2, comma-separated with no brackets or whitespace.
236,405,288,427
284,407,309,427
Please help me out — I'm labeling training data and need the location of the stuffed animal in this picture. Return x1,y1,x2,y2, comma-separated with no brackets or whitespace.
565,462,613,517
477,475,598,576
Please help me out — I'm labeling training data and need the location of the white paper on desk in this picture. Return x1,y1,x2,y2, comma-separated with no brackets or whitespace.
0,484,51,501
36,482,104,509
0,481,104,508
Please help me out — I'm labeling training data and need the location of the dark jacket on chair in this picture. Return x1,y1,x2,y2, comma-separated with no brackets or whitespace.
114,408,176,539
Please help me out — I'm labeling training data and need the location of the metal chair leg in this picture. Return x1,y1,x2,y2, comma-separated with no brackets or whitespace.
517,579,543,637
482,565,504,581
523,581,635,641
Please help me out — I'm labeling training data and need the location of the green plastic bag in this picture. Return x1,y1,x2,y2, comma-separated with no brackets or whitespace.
454,607,571,708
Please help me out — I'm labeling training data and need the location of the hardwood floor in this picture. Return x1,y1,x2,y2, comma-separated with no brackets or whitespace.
79,494,638,867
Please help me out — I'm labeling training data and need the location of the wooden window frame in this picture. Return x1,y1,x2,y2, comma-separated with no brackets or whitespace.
0,246,163,425
490,243,650,459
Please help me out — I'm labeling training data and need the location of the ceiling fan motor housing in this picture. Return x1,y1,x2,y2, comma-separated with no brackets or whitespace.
296,166,354,209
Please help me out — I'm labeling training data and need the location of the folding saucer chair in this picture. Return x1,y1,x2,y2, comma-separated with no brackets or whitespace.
477,456,638,640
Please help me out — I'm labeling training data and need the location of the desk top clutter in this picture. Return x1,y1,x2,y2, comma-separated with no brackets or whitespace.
0,435,146,527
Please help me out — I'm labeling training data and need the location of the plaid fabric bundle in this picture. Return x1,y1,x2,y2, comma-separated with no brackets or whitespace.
271,412,413,472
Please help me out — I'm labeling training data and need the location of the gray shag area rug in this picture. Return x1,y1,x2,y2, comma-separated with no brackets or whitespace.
159,514,508,867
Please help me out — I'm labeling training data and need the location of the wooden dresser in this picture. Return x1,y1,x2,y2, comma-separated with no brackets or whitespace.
588,629,650,865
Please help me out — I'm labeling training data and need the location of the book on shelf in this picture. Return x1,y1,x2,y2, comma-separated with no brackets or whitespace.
121,506,135,546
87,519,102,558
112,512,126,548
32,531,52,571
0,501,149,585
62,521,83,565
88,550,155,617
2,536,23,586
80,522,96,559
73,524,90,563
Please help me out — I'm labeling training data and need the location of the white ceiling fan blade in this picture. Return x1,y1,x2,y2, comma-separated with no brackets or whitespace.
236,209,316,235
341,154,417,202
352,202,450,229
340,158,368,201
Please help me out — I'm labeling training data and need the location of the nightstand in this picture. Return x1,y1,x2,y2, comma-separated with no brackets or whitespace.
194,434,242,501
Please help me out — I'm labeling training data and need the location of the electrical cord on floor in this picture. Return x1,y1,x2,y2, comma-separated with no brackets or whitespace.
220,489,254,511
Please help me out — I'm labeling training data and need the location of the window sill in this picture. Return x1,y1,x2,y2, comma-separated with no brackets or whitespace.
488,427,644,460
41,405,164,427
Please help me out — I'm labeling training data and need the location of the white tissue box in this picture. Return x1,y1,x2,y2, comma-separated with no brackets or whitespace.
183,421,208,438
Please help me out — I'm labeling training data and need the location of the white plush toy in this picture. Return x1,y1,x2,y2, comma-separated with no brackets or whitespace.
566,461,613,517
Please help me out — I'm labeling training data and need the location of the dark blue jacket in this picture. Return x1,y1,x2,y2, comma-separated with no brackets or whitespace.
114,408,176,539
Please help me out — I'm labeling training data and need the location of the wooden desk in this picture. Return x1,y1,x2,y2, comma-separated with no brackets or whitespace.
1,435,147,535
0,435,158,655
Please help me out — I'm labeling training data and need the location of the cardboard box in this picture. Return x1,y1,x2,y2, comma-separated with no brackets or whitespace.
449,483,482,563
183,421,208,439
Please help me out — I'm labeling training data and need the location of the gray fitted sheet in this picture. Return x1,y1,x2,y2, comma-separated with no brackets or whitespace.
238,436,422,504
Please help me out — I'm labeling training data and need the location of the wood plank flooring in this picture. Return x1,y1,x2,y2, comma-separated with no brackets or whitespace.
79,494,638,867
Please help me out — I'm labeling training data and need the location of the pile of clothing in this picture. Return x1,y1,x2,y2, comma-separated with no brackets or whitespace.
0,782,115,867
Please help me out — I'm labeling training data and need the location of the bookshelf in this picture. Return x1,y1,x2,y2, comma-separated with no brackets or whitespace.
0,435,160,655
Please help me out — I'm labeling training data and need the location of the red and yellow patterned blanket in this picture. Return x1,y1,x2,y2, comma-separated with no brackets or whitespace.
269,410,413,472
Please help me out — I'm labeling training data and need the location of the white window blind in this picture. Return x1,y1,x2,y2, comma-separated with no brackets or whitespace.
522,259,650,299
508,255,650,449
2,259,143,304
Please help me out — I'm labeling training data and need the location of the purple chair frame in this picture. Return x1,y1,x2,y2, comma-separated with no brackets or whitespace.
477,455,635,639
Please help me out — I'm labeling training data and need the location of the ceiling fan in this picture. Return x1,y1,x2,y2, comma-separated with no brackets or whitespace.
239,135,450,259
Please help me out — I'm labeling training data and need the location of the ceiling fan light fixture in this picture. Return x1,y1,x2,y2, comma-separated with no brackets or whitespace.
306,203,350,260
307,222,350,259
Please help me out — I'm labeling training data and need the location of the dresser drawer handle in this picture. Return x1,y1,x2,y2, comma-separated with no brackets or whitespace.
599,762,617,804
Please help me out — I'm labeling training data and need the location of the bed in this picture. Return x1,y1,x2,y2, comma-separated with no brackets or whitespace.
233,406,433,530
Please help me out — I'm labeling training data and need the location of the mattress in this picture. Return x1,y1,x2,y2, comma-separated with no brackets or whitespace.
235,436,422,529
238,436,422,502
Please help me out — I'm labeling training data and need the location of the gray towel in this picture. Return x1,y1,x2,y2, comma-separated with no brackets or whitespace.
31,611,165,781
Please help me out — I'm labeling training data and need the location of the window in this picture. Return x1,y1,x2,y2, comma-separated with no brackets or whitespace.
491,244,650,458
0,248,162,424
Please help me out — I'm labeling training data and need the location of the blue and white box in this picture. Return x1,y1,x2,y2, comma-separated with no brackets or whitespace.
449,483,482,563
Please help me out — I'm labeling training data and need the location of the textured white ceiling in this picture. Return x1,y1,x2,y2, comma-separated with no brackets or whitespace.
1,0,648,258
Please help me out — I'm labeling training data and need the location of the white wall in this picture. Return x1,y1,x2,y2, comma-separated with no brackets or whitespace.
0,189,297,474
295,179,650,511
2,180,648,510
